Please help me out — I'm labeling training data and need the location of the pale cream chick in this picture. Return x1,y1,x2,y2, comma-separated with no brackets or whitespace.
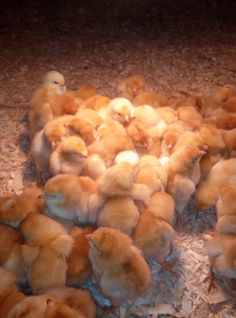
67,226,94,287
195,158,236,210
97,196,140,235
44,174,103,224
49,136,88,176
99,97,135,124
87,227,151,305
117,75,147,100
133,211,175,262
114,150,139,167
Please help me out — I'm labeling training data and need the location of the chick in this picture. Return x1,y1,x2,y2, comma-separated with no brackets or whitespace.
221,128,236,158
0,186,43,228
97,162,135,197
176,105,202,130
88,131,134,166
195,158,236,210
206,233,236,280
126,118,149,149
85,94,110,110
0,225,24,281
222,94,236,113
20,213,74,257
101,97,135,124
81,154,106,180
156,106,178,124
75,108,103,129
114,150,139,167
67,226,94,287
22,244,68,293
133,91,168,107
49,136,88,176
134,155,168,194
65,117,97,145
31,129,53,184
96,119,126,139
0,267,26,318
28,71,65,136
44,174,103,224
97,196,140,235
133,211,175,263
87,227,151,305
199,124,225,155
74,83,97,100
204,113,236,130
215,185,236,235
148,192,175,226
202,85,234,117
216,184,236,218
117,75,147,100
45,286,96,318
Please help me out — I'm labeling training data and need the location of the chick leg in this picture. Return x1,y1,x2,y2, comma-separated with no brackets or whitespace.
175,210,190,228
159,256,179,275
208,264,215,293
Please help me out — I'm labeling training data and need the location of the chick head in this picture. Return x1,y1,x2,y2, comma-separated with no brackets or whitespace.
44,173,80,205
43,70,65,92
108,98,135,124
126,75,146,97
60,136,88,162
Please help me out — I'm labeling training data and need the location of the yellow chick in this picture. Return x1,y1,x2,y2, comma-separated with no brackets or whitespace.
0,225,24,281
114,150,139,167
20,213,74,257
216,184,236,218
222,94,236,113
85,94,110,110
0,186,43,228
67,226,94,287
117,75,147,100
97,196,140,235
195,158,236,210
126,118,150,149
148,192,175,226
0,267,26,318
49,136,88,176
199,124,225,155
206,233,236,279
31,129,52,184
88,130,134,166
76,108,103,129
133,210,175,263
133,91,168,107
44,174,103,224
22,244,68,293
87,227,151,305
156,106,178,124
203,113,236,130
176,106,202,130
74,83,97,100
221,128,236,158
28,70,65,136
81,154,106,180
134,155,168,194
45,286,96,318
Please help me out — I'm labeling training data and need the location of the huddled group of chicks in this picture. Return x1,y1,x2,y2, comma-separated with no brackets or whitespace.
0,71,235,317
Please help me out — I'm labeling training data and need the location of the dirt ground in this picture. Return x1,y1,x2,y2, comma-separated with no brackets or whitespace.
0,1,236,317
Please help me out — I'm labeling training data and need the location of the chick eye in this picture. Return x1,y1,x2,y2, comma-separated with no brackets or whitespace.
53,81,59,85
